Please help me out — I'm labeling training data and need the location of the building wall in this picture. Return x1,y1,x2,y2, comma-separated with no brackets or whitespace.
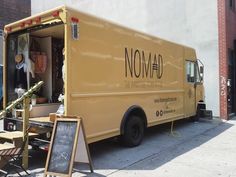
0,0,31,64
0,0,31,29
226,0,236,50
218,0,228,119
31,0,220,116
0,37,2,64
218,0,236,119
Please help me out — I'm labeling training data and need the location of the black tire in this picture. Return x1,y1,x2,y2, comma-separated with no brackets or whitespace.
121,115,144,147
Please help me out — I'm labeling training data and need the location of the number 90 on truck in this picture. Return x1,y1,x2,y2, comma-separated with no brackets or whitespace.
3,6,206,148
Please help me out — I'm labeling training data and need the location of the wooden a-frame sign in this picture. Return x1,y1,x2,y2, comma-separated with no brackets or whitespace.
44,116,93,177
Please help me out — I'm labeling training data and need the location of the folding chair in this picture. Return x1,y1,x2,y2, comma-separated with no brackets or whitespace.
0,131,30,177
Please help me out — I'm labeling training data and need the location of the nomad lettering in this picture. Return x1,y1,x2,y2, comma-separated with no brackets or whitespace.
125,48,163,79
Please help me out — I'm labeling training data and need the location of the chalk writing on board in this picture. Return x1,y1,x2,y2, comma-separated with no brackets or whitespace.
47,121,77,174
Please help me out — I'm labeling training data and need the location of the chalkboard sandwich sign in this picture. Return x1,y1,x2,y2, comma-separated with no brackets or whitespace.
44,116,93,177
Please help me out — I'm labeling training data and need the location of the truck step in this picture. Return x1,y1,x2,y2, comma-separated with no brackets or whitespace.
200,109,213,119
30,139,49,151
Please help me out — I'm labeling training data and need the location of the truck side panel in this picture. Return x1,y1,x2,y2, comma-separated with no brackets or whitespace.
66,9,187,143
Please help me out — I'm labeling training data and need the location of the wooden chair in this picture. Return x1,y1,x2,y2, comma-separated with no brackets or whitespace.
0,132,30,177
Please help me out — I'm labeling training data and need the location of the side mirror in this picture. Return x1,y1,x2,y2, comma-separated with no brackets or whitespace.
200,76,203,82
200,66,204,74
200,66,204,82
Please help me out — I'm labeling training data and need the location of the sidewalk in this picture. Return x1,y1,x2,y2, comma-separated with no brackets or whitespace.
5,117,236,177
108,118,236,177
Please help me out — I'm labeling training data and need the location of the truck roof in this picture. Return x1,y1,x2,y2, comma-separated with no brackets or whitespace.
4,5,195,51
4,6,66,33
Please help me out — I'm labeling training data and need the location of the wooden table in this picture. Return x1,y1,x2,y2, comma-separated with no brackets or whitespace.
29,116,52,123
0,131,38,147
0,143,15,151
0,143,14,150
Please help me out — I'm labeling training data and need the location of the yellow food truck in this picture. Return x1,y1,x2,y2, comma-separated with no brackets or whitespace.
3,6,205,147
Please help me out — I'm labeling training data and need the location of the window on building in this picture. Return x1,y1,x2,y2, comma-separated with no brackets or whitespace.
230,0,235,11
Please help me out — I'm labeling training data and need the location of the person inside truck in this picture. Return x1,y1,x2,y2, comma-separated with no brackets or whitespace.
14,54,27,90
56,48,65,115
62,47,65,83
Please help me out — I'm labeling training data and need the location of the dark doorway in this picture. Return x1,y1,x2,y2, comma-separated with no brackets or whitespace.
228,47,236,115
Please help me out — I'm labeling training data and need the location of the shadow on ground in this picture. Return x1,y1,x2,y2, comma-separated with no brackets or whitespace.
3,117,233,177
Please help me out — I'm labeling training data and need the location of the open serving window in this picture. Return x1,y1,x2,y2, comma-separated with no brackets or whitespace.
6,22,65,118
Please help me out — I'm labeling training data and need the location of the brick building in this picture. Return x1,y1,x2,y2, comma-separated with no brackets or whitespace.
0,0,31,64
218,0,236,119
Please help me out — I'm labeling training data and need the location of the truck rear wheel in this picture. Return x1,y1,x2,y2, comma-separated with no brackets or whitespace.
121,115,144,147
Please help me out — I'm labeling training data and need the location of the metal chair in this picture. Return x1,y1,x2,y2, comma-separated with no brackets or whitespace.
0,131,30,177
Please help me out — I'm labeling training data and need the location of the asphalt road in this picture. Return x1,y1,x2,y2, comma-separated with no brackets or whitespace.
2,117,236,177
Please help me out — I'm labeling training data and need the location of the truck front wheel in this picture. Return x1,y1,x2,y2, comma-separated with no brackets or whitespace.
121,115,144,147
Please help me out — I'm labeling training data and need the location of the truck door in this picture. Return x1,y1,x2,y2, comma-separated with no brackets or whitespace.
185,61,196,117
